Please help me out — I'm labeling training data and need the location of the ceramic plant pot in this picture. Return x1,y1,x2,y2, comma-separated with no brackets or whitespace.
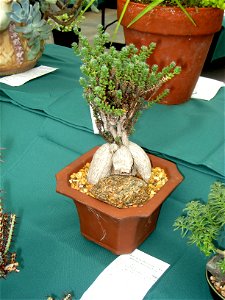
117,0,224,105
0,26,43,76
56,146,183,255
206,270,225,300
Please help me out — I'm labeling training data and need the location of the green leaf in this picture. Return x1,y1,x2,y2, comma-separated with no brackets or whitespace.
128,0,165,28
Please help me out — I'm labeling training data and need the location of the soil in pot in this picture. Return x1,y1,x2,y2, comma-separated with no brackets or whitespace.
69,162,168,208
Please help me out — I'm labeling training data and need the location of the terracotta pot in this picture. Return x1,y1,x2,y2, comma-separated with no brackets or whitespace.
117,0,224,105
56,146,183,255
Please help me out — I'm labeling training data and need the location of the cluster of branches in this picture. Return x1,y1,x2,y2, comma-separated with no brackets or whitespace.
37,0,84,26
73,25,181,144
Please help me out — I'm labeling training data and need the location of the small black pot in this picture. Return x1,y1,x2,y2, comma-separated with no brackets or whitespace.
52,29,79,48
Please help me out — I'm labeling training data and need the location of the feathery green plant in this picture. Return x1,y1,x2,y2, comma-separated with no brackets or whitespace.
174,181,225,274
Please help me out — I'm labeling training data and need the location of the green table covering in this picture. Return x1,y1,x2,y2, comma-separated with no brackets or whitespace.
0,44,225,300
212,16,225,61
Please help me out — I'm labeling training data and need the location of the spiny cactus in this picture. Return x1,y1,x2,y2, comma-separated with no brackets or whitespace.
0,149,19,278
0,192,19,278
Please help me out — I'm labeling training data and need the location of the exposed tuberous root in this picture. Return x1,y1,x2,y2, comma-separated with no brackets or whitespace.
87,143,117,185
87,141,151,185
112,145,136,176
128,141,151,182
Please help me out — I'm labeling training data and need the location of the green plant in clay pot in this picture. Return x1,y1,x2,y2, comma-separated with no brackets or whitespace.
174,181,225,298
56,25,183,254
72,24,181,204
116,0,224,104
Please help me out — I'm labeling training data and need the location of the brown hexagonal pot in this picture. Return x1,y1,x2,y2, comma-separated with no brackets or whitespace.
56,146,183,255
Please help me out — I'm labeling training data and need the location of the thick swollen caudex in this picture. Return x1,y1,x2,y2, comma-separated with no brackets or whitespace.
127,141,151,182
87,142,151,184
87,143,116,185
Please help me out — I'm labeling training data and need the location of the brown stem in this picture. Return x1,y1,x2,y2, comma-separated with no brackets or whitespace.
216,249,225,257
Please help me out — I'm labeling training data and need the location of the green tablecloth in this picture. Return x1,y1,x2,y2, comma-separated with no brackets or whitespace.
0,44,225,300
212,16,225,61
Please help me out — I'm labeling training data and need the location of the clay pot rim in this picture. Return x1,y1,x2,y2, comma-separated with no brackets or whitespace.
120,1,223,13
117,0,224,35
56,146,183,219
118,0,224,13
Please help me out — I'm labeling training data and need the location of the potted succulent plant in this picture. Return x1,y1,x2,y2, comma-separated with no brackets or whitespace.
174,181,225,299
0,0,85,75
0,0,51,75
56,25,183,255
116,0,225,104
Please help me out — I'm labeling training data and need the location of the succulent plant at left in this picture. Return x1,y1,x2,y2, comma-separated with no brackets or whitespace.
9,0,52,60
0,0,52,75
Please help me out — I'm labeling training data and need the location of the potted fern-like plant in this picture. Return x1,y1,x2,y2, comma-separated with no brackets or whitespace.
56,25,183,255
174,181,225,299
116,0,225,104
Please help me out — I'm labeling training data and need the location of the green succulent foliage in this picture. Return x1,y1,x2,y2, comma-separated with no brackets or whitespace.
10,0,51,60
47,13,78,32
174,181,225,258
73,25,181,123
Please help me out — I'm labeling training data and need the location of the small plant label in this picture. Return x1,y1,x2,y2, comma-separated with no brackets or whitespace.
0,65,58,86
80,249,170,300
191,76,224,100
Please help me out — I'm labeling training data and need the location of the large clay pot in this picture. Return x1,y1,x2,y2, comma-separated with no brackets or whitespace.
117,0,224,105
56,146,183,255
0,26,43,76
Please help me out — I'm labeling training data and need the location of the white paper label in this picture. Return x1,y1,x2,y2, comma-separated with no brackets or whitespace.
191,76,224,100
0,65,58,86
80,249,170,300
